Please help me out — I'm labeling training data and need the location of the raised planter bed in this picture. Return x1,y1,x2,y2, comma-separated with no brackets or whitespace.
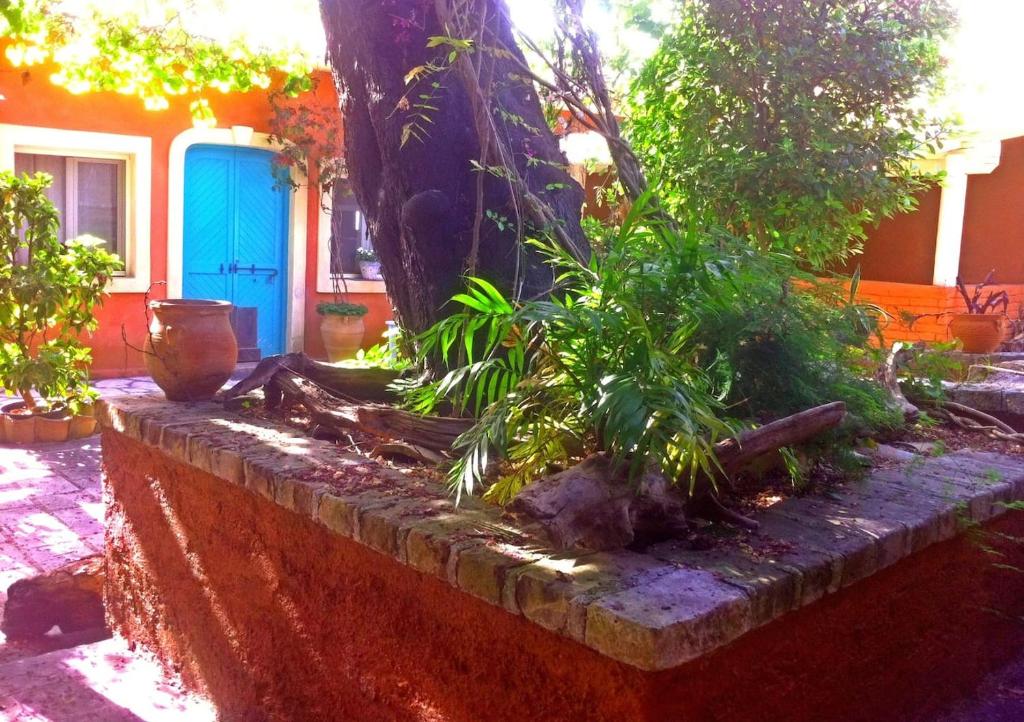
97,395,1024,722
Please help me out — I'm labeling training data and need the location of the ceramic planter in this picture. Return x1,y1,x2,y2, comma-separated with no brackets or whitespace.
949,313,1008,354
320,314,366,362
0,400,99,444
1,400,35,444
359,261,383,280
69,408,98,439
35,406,71,443
144,299,239,402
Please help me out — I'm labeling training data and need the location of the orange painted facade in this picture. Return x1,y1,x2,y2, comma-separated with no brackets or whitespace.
1,56,392,378
839,135,1024,344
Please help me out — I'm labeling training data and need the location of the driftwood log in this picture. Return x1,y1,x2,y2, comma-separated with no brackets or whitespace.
511,402,847,551
225,354,473,454
1,555,107,640
224,353,400,403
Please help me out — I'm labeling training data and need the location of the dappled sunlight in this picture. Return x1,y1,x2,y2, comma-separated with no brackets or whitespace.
0,638,216,722
145,474,249,660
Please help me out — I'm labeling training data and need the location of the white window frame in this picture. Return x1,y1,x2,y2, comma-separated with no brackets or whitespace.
315,191,386,294
0,124,152,293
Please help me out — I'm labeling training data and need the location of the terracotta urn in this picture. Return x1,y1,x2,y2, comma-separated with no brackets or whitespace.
144,299,238,402
320,314,365,362
949,313,1008,354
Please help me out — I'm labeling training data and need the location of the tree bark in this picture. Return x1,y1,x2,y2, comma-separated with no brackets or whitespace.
319,0,589,335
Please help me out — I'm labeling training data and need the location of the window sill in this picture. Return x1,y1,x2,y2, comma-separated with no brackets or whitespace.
108,275,153,294
317,278,387,294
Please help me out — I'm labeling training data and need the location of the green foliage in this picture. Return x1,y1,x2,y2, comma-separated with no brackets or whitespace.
407,191,898,502
406,193,737,501
0,171,122,409
355,247,379,262
2,0,314,120
692,270,901,434
316,302,368,318
898,340,960,403
628,0,955,268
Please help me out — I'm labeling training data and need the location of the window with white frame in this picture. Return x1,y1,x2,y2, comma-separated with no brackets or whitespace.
0,125,152,293
15,152,127,263
316,188,384,293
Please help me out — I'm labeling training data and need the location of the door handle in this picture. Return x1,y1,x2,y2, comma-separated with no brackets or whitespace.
219,263,224,274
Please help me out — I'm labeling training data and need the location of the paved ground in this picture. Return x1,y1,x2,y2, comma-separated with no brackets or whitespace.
0,638,216,721
0,375,218,720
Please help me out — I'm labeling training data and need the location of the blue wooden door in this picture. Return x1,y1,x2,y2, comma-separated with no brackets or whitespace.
183,145,289,357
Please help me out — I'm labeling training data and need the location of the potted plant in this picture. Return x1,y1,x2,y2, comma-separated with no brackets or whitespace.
0,171,121,443
317,301,369,362
949,271,1010,354
356,247,383,280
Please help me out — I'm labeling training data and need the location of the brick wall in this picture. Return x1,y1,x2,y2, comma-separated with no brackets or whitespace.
852,279,1024,344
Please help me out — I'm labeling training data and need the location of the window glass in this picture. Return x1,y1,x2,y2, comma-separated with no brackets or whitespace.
14,153,68,242
74,160,123,255
329,193,372,275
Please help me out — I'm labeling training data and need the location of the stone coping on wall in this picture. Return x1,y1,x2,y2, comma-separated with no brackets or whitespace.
97,394,1024,672
946,364,1024,414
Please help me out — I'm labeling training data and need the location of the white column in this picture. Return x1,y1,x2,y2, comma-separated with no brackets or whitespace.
930,141,1002,287
932,154,968,286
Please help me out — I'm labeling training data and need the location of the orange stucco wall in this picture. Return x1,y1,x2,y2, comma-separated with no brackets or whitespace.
855,136,1024,287
840,184,941,285
1,56,392,378
960,136,1024,284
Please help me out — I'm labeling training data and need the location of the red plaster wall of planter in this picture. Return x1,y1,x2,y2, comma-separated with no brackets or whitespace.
102,430,1024,722
0,51,392,378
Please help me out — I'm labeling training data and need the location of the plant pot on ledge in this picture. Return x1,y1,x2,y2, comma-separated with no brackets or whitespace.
144,299,239,402
949,273,1011,354
950,313,1008,354
355,248,383,281
318,302,368,362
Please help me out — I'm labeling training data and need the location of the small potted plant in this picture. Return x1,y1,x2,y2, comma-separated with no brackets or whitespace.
356,247,383,280
949,271,1010,354
1,171,121,443
317,301,369,362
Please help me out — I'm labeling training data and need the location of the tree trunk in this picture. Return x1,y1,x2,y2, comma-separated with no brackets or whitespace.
319,0,589,335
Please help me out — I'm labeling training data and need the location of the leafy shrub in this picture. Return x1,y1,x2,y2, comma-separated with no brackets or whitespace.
628,0,955,268
316,301,368,317
0,170,122,410
406,193,897,502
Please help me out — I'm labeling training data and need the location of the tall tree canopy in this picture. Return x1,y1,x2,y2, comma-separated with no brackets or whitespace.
629,0,955,268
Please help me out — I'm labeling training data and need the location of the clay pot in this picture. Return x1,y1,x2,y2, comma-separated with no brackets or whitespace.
36,406,71,443
949,313,1008,354
69,409,98,439
320,314,365,362
144,299,238,402
1,401,37,444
